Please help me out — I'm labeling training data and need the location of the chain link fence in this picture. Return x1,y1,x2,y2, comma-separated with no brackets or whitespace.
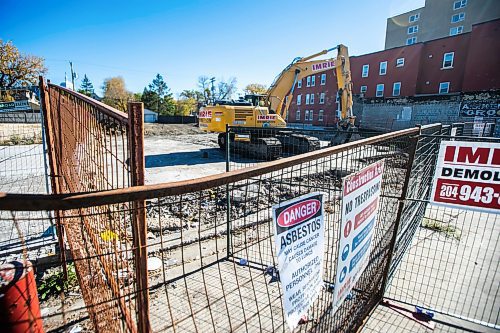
384,125,500,330
1,82,498,333
1,108,420,332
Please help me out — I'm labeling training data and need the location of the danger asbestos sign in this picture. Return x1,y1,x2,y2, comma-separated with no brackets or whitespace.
272,192,325,331
430,141,500,213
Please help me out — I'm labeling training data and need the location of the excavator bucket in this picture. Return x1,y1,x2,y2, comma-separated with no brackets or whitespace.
330,126,362,146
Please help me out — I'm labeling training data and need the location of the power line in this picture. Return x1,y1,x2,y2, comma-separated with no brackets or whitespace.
44,58,159,75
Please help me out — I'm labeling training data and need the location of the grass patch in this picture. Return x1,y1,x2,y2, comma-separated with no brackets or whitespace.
421,217,461,240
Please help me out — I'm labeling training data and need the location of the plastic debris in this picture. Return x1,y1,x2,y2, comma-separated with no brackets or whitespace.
165,258,178,266
100,230,118,242
67,324,82,333
42,225,56,238
265,266,280,283
147,257,162,271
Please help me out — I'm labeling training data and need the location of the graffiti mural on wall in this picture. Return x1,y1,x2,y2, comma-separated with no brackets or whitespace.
460,93,500,118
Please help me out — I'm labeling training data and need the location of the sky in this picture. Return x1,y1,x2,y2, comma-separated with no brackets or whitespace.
1,0,425,97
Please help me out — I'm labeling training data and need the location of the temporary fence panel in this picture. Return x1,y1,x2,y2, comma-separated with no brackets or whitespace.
1,125,421,332
38,79,148,332
0,87,53,271
385,128,500,329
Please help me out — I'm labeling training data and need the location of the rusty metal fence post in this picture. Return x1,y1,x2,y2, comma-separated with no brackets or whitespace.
128,102,151,333
39,77,67,279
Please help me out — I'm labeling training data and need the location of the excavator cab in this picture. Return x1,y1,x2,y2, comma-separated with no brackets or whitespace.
243,94,265,106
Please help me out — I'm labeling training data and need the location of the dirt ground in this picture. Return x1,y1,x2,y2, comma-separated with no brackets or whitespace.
144,123,204,136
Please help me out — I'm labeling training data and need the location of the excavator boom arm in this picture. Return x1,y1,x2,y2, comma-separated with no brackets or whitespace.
266,44,353,124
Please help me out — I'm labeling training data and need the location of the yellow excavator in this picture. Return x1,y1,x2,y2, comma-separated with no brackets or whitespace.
199,44,357,159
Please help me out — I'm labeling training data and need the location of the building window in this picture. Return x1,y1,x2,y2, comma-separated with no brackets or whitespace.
320,74,326,85
396,58,405,67
407,25,419,34
451,12,465,23
309,110,314,121
306,76,311,87
450,26,463,36
296,109,301,120
318,110,324,121
310,93,314,104
393,82,401,96
453,0,467,10
376,84,384,97
360,85,367,93
362,64,369,78
406,37,417,45
297,94,301,105
409,13,420,23
305,94,310,105
297,79,302,88
439,82,450,94
319,93,325,104
442,52,454,68
311,75,316,86
379,61,387,75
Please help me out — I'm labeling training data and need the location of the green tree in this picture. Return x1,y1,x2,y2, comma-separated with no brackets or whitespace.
180,89,204,103
180,89,204,113
102,76,132,112
78,74,94,97
174,99,196,116
0,39,47,89
133,92,142,102
244,83,267,95
141,74,175,115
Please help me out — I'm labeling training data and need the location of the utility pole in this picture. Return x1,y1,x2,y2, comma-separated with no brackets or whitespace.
69,61,75,90
210,77,216,104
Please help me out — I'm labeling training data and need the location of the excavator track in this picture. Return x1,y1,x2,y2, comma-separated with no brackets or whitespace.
233,137,282,161
276,132,320,154
219,132,282,161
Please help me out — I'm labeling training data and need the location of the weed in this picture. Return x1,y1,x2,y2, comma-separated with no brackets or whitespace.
421,217,461,240
38,263,78,301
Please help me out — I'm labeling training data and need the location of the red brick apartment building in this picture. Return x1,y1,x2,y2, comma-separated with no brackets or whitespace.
287,19,500,127
286,69,338,127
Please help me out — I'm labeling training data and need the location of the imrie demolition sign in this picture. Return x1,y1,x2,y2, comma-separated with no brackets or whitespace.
333,160,384,311
430,140,500,213
272,192,325,331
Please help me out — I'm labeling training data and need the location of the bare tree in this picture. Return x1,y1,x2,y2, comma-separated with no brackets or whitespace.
216,77,237,100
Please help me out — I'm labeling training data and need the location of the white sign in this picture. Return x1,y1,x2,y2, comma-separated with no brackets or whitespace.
430,141,500,213
312,60,336,72
333,160,384,311
0,100,31,112
273,192,325,331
